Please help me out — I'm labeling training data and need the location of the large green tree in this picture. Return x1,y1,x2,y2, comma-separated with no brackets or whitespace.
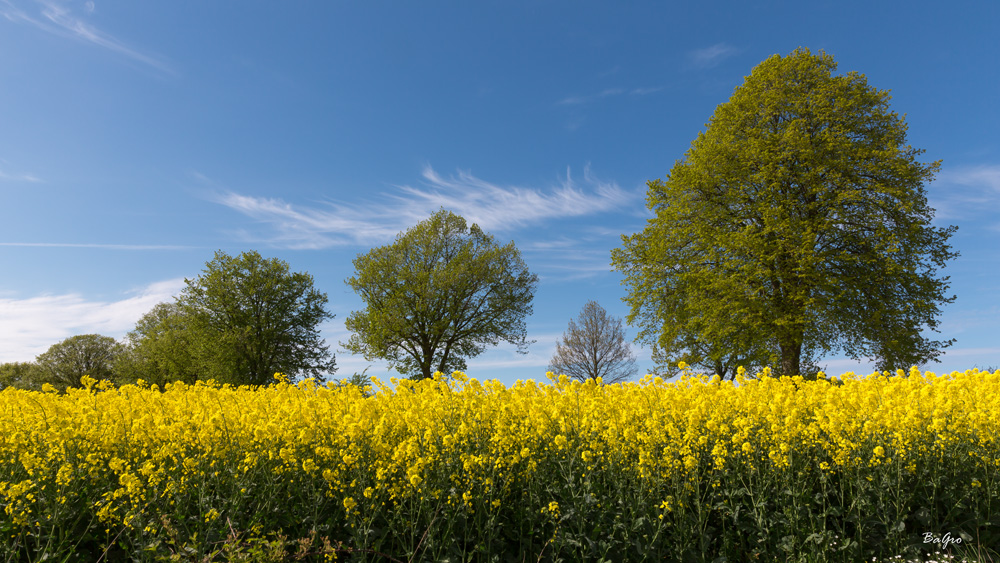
611,48,958,378
175,250,337,385
34,334,123,391
344,209,538,379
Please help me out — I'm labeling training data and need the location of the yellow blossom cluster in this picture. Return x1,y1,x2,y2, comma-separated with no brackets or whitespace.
0,367,997,560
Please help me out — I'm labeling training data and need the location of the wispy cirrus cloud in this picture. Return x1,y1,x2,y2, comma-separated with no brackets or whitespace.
461,326,646,376
937,164,1000,192
557,86,660,106
629,87,662,96
821,346,1000,377
216,192,405,249
413,165,630,226
688,43,738,68
0,0,173,75
0,171,41,182
928,164,1000,224
519,232,628,281
0,278,185,362
0,161,41,183
0,242,195,250
558,88,624,106
211,165,636,250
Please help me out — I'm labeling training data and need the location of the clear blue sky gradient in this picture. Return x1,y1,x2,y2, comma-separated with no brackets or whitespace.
2,1,998,386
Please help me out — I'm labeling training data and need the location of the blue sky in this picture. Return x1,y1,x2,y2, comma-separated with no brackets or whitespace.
1,1,998,386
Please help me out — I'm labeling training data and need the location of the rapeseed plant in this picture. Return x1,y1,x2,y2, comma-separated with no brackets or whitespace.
0,368,997,562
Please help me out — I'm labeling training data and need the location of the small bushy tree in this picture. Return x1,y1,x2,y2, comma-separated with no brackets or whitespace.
0,361,47,391
34,334,123,391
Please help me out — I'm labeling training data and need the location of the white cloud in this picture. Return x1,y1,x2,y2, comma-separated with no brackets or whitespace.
557,86,658,106
214,192,404,249
0,278,185,362
0,242,194,250
0,0,173,74
0,172,41,182
522,237,584,251
464,328,645,376
527,248,616,281
0,160,41,183
953,166,1000,191
791,345,1000,378
931,164,1000,219
936,164,1000,193
688,43,738,68
557,94,596,106
931,346,1000,360
460,341,559,373
212,165,636,249
411,164,629,226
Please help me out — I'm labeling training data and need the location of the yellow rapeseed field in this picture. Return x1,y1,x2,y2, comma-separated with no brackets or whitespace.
1,366,998,562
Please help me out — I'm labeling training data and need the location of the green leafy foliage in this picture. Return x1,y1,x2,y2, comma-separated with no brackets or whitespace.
344,208,538,379
33,334,123,391
0,361,47,391
114,301,204,387
334,366,374,397
611,48,959,378
174,250,337,386
117,250,336,387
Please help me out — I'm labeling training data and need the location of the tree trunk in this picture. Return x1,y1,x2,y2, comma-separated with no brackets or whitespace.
778,340,801,377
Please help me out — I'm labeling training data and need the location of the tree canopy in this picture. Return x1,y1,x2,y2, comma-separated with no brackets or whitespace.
611,48,958,378
114,302,203,386
175,250,336,385
34,334,123,391
344,208,538,379
0,361,47,391
548,300,637,384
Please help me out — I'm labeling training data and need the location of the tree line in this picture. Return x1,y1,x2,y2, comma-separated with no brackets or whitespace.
1,48,966,392
0,211,546,392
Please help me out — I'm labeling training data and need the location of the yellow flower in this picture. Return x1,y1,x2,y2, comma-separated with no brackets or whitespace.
0,362,995,544
342,497,357,513
542,501,560,518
